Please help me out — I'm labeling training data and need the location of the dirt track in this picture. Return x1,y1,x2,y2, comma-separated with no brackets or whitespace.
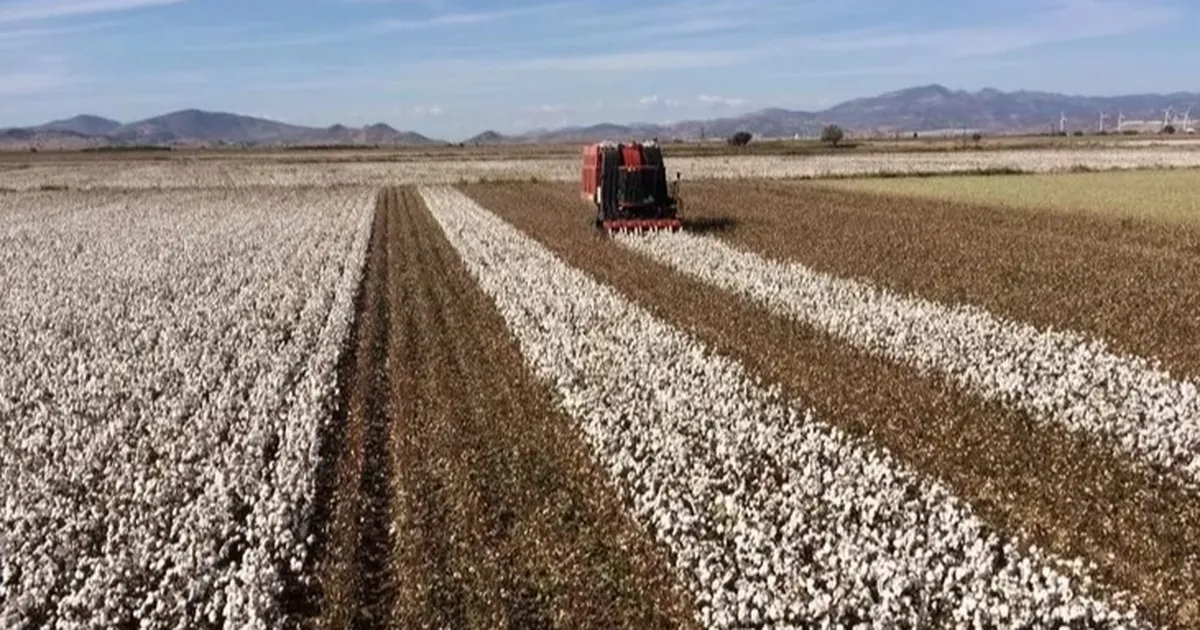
303,187,694,630
462,181,1200,628
679,179,1200,382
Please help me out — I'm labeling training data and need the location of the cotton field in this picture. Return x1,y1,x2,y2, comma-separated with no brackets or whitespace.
2,155,1199,630
418,186,1147,628
0,187,373,628
618,230,1200,488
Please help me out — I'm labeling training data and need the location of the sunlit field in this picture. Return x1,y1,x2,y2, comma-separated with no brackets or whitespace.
826,168,1200,223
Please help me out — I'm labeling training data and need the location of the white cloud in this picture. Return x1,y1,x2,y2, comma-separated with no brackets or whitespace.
0,0,182,24
184,3,570,52
524,104,567,114
788,0,1177,57
511,48,758,72
637,95,683,108
0,20,123,47
341,0,448,6
410,104,443,117
698,94,747,107
375,3,571,31
181,30,364,52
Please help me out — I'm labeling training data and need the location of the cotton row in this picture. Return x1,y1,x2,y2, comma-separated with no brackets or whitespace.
418,185,1148,629
0,187,374,629
618,231,1200,488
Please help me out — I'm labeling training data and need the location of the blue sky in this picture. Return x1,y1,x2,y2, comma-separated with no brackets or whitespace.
0,0,1193,140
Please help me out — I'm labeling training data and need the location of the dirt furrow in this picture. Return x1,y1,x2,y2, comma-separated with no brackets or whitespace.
305,186,695,630
461,181,1200,629
291,188,388,630
679,179,1200,382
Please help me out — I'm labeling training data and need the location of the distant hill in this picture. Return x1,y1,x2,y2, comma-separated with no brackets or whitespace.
464,130,508,145
35,115,122,136
109,110,441,145
0,109,442,149
817,84,1199,134
2,85,1197,149
111,109,312,144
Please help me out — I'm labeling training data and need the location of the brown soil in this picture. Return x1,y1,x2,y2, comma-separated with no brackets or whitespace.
461,181,1200,629
678,179,1200,381
302,187,695,630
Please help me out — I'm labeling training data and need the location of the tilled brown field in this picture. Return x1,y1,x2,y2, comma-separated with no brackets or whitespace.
461,181,1200,628
302,187,694,630
675,179,1200,382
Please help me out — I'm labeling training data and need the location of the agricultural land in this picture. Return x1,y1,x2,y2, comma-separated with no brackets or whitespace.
2,144,1200,630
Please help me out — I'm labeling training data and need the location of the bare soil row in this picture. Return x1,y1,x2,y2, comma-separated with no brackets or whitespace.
461,181,1200,628
301,187,693,630
679,178,1200,381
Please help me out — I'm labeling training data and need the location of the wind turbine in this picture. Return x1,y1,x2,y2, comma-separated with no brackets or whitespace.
1117,110,1125,132
1098,111,1107,133
1060,111,1067,133
1183,107,1192,133
1163,106,1173,130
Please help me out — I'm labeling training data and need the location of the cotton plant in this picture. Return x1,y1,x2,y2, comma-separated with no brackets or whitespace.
0,187,373,629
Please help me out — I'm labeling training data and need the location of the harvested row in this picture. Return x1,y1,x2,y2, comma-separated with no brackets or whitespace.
423,185,1148,628
617,229,1200,489
464,182,1200,628
678,180,1200,383
305,187,693,630
0,187,374,628
6,147,1200,190
301,190,392,630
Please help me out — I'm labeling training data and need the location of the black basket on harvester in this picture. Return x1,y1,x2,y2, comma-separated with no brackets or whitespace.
580,140,682,234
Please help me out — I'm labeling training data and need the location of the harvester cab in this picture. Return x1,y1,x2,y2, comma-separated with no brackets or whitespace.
581,140,683,234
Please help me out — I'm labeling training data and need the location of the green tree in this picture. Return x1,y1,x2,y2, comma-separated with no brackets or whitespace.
727,131,752,146
821,124,845,146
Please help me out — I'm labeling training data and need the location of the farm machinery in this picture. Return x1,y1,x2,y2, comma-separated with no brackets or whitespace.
580,140,682,234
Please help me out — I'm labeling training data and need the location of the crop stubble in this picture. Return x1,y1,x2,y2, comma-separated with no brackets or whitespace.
461,182,1200,628
306,187,693,630
682,179,1200,383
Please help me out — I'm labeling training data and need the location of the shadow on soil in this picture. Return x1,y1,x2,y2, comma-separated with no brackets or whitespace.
682,217,738,234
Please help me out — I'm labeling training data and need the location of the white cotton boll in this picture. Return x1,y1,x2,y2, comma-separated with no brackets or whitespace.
1,187,374,627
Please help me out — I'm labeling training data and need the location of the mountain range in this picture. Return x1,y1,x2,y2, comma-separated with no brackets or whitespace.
0,109,440,149
3,84,1197,149
474,85,1198,144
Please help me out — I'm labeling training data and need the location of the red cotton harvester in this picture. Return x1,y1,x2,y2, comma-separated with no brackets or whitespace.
581,140,683,234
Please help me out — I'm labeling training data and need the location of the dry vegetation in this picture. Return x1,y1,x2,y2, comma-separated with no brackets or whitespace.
825,169,1200,223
